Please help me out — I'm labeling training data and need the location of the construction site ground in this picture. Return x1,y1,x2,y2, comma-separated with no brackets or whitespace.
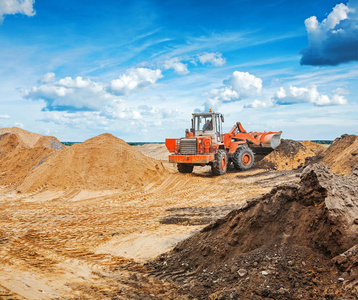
0,145,300,299
0,130,357,300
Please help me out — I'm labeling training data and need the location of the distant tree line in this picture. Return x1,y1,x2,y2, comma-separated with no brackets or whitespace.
311,140,333,145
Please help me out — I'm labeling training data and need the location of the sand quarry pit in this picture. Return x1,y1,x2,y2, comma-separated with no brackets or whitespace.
0,128,357,299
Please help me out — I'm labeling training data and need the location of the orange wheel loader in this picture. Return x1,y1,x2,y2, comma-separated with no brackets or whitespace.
165,110,282,175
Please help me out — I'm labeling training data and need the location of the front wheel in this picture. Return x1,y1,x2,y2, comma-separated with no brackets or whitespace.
212,150,228,176
177,163,194,173
232,147,254,171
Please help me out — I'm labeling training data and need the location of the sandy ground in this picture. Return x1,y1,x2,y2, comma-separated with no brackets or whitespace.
0,144,299,299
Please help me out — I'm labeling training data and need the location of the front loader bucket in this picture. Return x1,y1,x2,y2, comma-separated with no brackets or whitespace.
250,131,282,159
269,132,282,149
257,131,282,149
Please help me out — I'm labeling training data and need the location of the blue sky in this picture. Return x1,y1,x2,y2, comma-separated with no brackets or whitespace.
0,0,357,142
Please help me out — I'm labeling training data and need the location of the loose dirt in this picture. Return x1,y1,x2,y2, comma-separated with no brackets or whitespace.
149,163,358,299
0,128,65,188
34,136,65,150
301,140,327,156
322,134,358,175
0,133,26,156
255,139,319,170
134,144,169,161
0,136,299,299
0,128,357,299
0,127,43,148
17,133,167,193
0,147,55,187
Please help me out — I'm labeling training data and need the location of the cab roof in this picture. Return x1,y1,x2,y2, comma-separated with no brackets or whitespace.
192,112,221,117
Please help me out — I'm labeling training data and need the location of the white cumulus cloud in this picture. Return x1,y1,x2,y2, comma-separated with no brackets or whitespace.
203,71,262,111
197,52,226,66
163,58,189,75
225,71,262,98
24,76,110,111
272,85,348,106
244,99,275,109
101,99,140,120
25,68,163,112
109,68,162,95
203,87,239,111
0,0,35,22
300,0,358,65
41,111,109,129
332,87,349,95
40,72,56,83
0,114,10,119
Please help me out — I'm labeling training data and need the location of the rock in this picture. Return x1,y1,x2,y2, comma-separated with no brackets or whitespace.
237,269,247,277
261,271,268,276
338,278,344,282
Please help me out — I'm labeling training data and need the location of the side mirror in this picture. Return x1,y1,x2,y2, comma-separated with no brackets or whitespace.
221,115,224,122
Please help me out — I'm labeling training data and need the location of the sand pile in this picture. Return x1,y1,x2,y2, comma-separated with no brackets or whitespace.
0,127,65,150
34,135,65,150
301,140,327,156
0,127,42,148
255,139,320,170
17,133,166,193
0,133,26,156
134,144,169,161
149,163,358,299
322,134,358,175
0,127,65,186
0,147,55,186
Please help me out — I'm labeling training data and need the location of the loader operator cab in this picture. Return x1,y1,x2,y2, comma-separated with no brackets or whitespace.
191,111,224,143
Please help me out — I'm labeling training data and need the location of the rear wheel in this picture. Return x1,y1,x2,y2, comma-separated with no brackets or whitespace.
212,150,228,175
232,146,254,171
177,163,194,173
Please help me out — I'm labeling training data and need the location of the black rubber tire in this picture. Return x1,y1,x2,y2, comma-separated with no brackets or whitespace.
232,146,255,171
177,163,194,173
211,150,228,176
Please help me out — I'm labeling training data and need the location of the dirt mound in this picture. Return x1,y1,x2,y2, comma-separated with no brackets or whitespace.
322,134,358,175
0,127,43,148
0,147,55,186
0,133,26,156
301,140,327,156
149,163,358,299
17,133,166,193
0,127,66,187
255,139,317,170
34,136,66,150
134,144,169,161
0,127,65,150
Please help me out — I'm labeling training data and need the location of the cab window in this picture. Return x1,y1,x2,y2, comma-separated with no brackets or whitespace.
194,116,212,131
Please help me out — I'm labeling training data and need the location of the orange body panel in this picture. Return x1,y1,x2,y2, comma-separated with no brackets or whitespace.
165,138,179,153
169,154,215,164
228,141,245,153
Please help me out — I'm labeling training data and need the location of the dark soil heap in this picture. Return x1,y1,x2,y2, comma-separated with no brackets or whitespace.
255,139,318,171
149,164,358,299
